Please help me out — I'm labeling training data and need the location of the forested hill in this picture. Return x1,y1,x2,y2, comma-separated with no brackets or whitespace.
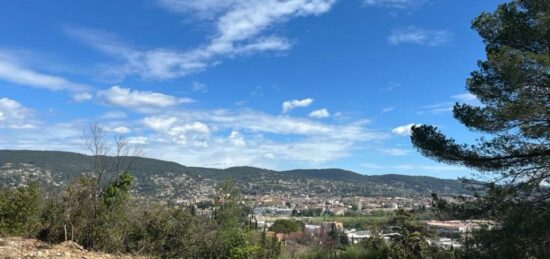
0,150,469,199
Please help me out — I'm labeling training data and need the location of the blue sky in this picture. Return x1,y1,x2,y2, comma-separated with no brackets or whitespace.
0,0,506,179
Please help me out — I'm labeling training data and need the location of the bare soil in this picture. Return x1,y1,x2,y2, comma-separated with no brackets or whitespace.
0,237,141,259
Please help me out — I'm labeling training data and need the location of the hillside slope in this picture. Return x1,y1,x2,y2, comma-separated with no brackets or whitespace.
0,150,468,199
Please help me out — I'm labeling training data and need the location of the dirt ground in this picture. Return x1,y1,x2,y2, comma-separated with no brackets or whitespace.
0,237,141,259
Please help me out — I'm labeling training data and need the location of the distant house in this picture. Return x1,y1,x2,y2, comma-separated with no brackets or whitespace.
196,209,213,218
425,220,494,234
383,203,398,210
253,207,293,216
329,208,346,216
345,230,371,244
321,221,344,232
433,238,462,249
304,224,321,233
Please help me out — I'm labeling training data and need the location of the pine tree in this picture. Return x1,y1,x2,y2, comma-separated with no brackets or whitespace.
411,0,550,257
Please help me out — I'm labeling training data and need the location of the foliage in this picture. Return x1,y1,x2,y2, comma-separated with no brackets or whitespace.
411,0,550,258
270,219,304,234
0,181,42,237
0,176,284,258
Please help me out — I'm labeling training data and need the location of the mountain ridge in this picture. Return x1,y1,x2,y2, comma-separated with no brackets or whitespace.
0,150,469,198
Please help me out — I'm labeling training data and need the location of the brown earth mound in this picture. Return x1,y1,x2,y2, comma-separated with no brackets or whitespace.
0,237,140,258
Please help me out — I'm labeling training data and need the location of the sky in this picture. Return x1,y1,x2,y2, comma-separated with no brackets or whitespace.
0,0,507,179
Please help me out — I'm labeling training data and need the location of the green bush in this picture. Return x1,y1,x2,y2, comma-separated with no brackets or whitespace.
0,181,42,237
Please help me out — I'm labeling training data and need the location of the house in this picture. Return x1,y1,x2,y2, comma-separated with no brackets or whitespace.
425,220,494,234
345,230,371,244
321,221,344,232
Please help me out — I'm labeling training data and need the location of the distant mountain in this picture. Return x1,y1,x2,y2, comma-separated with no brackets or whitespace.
0,150,469,200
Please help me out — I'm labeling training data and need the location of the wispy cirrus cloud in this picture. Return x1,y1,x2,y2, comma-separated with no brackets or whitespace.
363,0,428,9
0,51,90,93
389,26,452,46
419,93,480,115
66,0,336,80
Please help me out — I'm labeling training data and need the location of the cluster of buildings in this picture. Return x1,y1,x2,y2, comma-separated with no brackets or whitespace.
247,195,433,217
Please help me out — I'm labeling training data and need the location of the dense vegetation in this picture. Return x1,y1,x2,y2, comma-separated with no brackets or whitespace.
0,176,284,258
0,179,458,258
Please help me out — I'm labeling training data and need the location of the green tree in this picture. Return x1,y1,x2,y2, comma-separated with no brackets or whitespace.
411,0,550,258
0,181,42,237
269,219,303,234
211,179,258,258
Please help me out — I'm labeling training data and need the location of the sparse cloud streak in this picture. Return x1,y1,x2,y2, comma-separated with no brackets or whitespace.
363,0,428,9
389,26,452,46
0,53,89,92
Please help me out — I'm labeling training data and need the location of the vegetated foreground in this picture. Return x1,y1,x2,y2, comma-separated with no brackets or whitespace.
0,237,140,258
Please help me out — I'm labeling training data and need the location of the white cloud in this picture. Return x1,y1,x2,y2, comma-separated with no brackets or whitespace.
228,130,246,147
128,136,148,144
309,108,330,118
282,98,314,113
136,108,387,167
452,93,478,103
392,164,465,171
361,162,384,169
419,93,481,115
156,0,237,18
1,93,387,169
382,106,395,112
391,123,419,136
0,98,35,129
380,148,410,156
191,81,207,93
0,54,89,92
361,162,465,172
72,92,93,102
110,126,131,134
389,26,452,46
363,0,427,9
100,111,127,120
143,116,178,130
67,0,336,79
143,116,210,146
419,102,453,115
97,86,193,112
